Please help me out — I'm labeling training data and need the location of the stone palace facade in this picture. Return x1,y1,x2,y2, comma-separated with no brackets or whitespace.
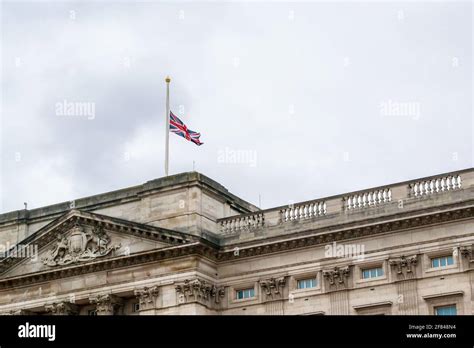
0,169,473,315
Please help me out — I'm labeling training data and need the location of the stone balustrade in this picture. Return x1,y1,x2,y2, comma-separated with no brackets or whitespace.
344,188,392,210
220,212,265,233
280,200,327,222
217,169,472,234
409,174,462,197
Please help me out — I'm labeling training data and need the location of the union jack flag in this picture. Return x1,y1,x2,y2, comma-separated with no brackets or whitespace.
169,111,203,146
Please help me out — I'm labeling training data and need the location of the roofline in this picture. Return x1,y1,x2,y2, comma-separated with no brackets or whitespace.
0,171,259,225
217,167,474,221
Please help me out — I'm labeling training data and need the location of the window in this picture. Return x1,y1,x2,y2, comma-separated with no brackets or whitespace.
435,305,457,316
431,255,454,268
362,267,384,279
236,288,255,300
297,278,317,289
132,303,140,312
88,309,97,316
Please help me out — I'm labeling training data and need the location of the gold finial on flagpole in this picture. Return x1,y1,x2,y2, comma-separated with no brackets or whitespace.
165,76,171,83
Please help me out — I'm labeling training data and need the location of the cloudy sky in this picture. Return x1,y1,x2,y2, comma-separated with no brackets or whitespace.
0,1,472,213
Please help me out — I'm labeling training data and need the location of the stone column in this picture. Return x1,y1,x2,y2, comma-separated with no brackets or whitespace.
329,290,350,315
134,286,160,315
174,278,225,310
45,302,78,315
389,255,419,315
259,277,286,302
323,266,351,291
89,294,123,315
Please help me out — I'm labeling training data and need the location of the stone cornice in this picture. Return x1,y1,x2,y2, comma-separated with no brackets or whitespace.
222,199,474,246
422,291,464,300
0,204,472,290
0,171,258,225
0,210,199,274
217,204,474,261
0,242,217,290
353,301,393,310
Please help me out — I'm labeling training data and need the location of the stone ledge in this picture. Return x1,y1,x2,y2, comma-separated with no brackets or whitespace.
0,171,258,225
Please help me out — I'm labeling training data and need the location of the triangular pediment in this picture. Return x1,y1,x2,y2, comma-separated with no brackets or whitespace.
0,209,198,278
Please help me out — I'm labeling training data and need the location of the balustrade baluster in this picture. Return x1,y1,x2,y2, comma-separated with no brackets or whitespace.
450,176,456,189
447,178,452,190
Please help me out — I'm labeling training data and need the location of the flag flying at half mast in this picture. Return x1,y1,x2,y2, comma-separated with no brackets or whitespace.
169,111,203,146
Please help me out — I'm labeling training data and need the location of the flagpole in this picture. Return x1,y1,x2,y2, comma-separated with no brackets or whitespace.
165,76,171,176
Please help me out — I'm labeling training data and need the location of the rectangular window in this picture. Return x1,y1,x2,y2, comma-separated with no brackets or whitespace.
297,278,317,289
431,255,454,268
435,305,457,316
236,288,255,300
361,267,384,279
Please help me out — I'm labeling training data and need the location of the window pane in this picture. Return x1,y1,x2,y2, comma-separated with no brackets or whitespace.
298,278,316,289
236,289,253,299
435,305,457,316
432,256,454,268
362,267,383,279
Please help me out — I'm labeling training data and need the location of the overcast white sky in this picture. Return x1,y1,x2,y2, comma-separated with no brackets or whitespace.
0,1,472,213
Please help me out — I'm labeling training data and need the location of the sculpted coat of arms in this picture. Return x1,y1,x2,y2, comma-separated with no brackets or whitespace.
42,223,120,267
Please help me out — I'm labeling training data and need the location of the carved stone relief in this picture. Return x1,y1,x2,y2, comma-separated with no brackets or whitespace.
89,294,123,315
175,279,225,306
42,223,121,267
323,266,351,289
45,301,78,315
389,255,418,276
134,286,160,311
259,277,286,301
460,246,472,260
